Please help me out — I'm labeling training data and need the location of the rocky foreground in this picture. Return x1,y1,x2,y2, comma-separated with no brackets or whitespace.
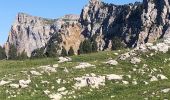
0,38,170,100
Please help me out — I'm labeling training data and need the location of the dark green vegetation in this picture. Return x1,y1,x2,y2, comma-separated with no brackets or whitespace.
68,47,74,56
111,37,125,50
78,39,98,55
0,46,6,60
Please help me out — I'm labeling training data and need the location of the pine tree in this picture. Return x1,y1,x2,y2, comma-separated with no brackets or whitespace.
0,46,6,60
68,47,74,56
112,37,125,50
82,39,92,54
61,47,67,57
8,44,17,60
78,42,84,55
31,47,46,58
92,41,98,52
46,41,57,57
18,50,28,60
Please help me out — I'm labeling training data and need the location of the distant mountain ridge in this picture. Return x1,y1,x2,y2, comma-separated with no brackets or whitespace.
5,0,170,57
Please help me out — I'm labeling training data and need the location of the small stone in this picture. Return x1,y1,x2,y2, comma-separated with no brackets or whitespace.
74,62,95,69
104,60,118,66
30,71,42,76
161,88,170,93
130,57,141,64
106,74,123,80
48,93,62,100
57,87,66,92
10,84,19,89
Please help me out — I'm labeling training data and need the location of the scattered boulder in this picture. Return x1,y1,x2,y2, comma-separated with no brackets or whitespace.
39,65,57,73
58,57,72,63
56,79,62,84
41,80,50,84
57,87,66,92
44,90,50,95
119,53,130,60
150,76,158,82
104,60,118,66
122,81,129,85
130,57,141,64
157,74,168,80
106,74,123,80
148,43,169,53
0,80,11,86
64,67,69,73
161,88,170,93
74,62,95,69
19,79,31,88
74,74,105,89
10,84,19,89
53,64,59,68
30,71,42,76
114,53,119,55
48,93,62,100
132,80,137,85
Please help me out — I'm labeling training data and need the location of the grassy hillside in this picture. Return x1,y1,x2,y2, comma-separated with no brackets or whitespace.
0,50,170,100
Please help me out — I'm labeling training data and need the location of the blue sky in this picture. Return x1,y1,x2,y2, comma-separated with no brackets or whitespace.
0,0,141,45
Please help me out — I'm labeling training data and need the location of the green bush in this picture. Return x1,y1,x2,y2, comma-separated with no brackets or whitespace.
17,50,28,60
0,46,6,60
68,47,74,56
46,42,57,57
112,37,125,50
61,47,68,57
92,41,98,52
31,47,46,58
8,44,17,60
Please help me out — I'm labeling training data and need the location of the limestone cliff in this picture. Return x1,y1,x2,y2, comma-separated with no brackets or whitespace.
5,13,82,57
80,0,170,50
5,0,170,57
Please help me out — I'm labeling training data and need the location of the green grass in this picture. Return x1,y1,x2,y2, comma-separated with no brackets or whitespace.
0,50,170,100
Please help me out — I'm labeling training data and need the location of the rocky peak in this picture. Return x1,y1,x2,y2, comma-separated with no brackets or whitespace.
89,0,101,5
61,14,79,20
5,0,170,58
5,12,83,57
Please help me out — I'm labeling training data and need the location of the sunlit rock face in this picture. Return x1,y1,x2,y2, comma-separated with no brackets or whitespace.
5,13,82,57
5,0,170,57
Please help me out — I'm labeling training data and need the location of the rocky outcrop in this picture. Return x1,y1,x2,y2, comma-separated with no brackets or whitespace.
139,0,170,44
5,0,170,57
80,0,170,50
80,0,143,49
5,13,82,57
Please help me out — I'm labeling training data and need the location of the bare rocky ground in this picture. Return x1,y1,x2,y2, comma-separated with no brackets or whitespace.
0,38,170,100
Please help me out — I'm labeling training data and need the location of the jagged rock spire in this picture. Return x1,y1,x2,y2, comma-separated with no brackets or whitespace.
89,0,100,5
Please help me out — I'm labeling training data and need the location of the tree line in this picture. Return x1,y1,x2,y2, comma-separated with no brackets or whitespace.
0,36,125,60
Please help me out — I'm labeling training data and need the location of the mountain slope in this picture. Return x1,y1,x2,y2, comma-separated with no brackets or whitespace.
5,0,170,57
0,37,170,99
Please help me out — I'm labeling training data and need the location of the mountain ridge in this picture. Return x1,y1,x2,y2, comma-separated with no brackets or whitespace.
5,0,170,57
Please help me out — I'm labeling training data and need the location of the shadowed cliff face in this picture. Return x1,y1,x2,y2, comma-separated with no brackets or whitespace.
80,0,170,49
5,0,170,57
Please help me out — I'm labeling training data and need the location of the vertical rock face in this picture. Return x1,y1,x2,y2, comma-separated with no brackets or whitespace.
139,0,170,44
80,0,143,49
5,0,170,57
5,13,82,57
6,13,56,57
80,0,170,49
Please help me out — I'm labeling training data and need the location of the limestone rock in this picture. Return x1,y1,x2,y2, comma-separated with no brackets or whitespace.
5,13,83,57
5,0,170,57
